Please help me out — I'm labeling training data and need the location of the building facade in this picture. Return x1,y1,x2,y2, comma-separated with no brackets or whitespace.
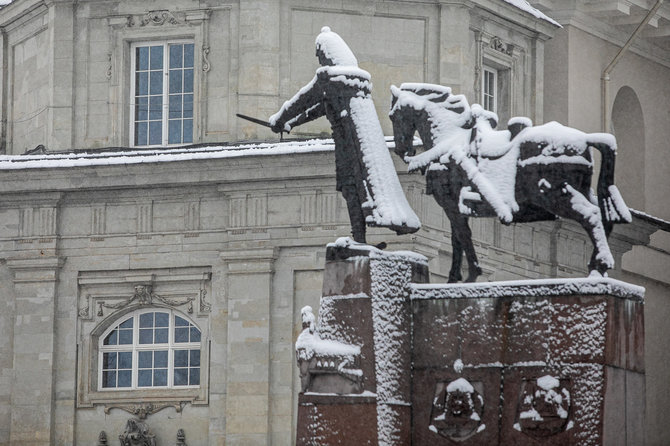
0,0,667,444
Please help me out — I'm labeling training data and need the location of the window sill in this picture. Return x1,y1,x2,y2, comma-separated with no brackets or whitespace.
79,387,207,410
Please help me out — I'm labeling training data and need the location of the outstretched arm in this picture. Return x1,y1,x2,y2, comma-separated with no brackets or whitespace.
270,76,324,133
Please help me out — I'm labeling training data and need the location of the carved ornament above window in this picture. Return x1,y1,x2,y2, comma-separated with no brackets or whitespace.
489,36,514,56
96,285,195,316
140,10,180,27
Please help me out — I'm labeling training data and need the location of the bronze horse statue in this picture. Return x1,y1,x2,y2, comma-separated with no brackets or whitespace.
389,83,631,282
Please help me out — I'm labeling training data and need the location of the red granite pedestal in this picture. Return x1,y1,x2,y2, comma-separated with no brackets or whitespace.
295,240,645,446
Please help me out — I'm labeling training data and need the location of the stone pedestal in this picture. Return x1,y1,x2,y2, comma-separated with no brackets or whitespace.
412,280,645,446
295,239,429,445
296,240,645,446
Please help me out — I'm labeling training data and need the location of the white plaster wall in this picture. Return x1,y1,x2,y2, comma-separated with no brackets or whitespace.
544,25,670,221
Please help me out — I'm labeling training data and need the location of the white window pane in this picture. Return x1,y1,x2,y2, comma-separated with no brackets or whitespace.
169,44,183,69
118,370,131,387
189,368,200,385
135,122,148,146
169,70,182,94
183,120,193,144
174,350,188,367
102,370,116,388
138,370,152,387
169,120,182,144
174,368,188,385
184,69,194,93
184,44,194,68
104,329,118,345
154,369,167,386
149,122,162,145
136,46,149,71
136,72,148,95
149,46,163,70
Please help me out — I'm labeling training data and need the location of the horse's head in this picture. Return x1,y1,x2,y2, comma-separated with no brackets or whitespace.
390,83,455,158
389,85,420,158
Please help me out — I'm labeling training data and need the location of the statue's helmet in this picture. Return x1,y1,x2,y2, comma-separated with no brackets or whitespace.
315,26,358,67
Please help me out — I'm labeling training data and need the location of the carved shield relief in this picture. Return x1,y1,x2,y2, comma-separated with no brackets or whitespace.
429,377,485,441
514,375,572,438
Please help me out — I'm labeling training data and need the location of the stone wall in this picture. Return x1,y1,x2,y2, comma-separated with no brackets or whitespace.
0,144,664,444
0,0,554,154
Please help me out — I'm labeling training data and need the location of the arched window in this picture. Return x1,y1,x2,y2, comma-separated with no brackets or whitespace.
99,309,201,390
611,86,645,209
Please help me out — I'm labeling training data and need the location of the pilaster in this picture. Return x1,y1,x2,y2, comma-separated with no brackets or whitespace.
6,256,64,445
47,0,75,150
221,248,277,445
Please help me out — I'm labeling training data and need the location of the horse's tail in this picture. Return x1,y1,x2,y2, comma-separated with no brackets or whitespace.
590,140,632,226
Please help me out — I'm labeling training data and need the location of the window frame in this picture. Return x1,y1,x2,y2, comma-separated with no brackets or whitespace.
482,66,497,113
129,39,196,148
98,308,202,391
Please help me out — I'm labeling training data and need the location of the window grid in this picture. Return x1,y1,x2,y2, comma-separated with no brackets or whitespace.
99,309,201,390
482,67,497,113
131,41,195,147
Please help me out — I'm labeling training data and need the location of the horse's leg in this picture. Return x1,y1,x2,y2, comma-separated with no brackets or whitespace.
448,223,464,283
457,215,483,282
552,184,614,275
444,209,482,283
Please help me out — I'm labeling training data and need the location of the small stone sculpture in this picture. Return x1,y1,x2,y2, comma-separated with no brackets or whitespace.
118,418,156,446
270,26,420,244
294,306,363,394
176,428,187,446
390,83,631,281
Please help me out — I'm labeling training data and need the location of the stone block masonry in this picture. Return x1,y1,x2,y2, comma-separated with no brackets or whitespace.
297,240,645,445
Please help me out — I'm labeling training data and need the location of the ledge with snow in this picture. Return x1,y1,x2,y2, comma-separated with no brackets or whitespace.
295,238,644,445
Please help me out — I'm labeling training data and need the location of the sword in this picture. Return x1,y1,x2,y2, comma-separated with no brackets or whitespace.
236,113,285,141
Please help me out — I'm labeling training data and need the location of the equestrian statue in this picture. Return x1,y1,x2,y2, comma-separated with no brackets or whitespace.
389,83,631,282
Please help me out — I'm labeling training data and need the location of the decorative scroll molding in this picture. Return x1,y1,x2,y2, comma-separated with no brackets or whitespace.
105,53,112,80
199,289,211,312
79,295,90,318
489,36,514,56
105,402,185,419
202,45,211,72
97,285,195,316
140,10,180,27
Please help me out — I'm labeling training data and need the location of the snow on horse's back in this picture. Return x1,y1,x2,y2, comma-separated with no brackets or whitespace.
389,83,631,280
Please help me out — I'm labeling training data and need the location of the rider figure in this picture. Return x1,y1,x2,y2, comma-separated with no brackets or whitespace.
270,26,420,243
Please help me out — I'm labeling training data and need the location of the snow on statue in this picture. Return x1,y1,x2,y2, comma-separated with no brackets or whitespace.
269,26,421,244
390,83,631,281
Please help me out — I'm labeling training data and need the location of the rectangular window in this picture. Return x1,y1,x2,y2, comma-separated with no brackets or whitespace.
482,67,497,113
131,41,194,147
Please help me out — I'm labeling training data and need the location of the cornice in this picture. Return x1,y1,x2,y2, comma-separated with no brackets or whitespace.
550,8,670,69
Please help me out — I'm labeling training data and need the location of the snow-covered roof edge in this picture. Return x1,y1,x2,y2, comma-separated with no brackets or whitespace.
630,209,670,232
411,277,644,301
501,0,561,27
0,139,340,170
